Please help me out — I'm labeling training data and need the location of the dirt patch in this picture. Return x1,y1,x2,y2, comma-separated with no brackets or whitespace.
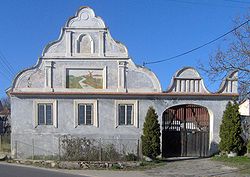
59,158,249,177
145,158,247,177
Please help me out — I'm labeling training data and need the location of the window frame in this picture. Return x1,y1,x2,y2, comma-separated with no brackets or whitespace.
77,103,94,125
37,103,53,125
115,100,138,128
118,104,134,125
74,100,98,127
34,100,57,128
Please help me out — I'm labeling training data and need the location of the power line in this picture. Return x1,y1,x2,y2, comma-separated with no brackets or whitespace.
0,50,16,82
0,59,14,79
0,67,12,82
0,51,16,76
0,56,14,80
143,19,249,66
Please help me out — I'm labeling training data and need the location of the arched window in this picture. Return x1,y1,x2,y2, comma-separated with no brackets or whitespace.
77,34,94,54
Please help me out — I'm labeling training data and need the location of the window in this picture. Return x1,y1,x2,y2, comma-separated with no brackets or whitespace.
38,103,53,125
78,104,93,125
34,100,57,128
118,104,133,125
115,100,138,127
74,100,98,127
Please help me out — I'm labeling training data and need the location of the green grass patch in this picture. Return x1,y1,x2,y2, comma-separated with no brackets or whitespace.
212,156,250,174
105,160,166,171
136,160,166,170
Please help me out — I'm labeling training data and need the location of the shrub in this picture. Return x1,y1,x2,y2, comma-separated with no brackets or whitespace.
60,136,135,161
60,136,99,161
141,106,161,159
101,143,122,161
219,101,244,154
125,153,138,161
247,140,250,154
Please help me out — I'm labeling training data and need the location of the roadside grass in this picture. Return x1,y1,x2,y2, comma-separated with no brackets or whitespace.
135,160,166,171
212,156,250,174
79,160,167,171
7,158,167,171
107,160,166,171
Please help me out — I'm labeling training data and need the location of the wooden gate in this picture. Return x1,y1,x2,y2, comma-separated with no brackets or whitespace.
162,104,209,157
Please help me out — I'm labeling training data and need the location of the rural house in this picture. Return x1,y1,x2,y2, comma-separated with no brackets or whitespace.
8,7,238,158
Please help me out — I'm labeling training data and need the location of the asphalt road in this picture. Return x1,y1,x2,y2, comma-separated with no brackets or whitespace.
0,163,88,177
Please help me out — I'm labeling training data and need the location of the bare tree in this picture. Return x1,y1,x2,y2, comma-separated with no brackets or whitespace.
0,97,11,135
199,15,250,99
1,97,10,110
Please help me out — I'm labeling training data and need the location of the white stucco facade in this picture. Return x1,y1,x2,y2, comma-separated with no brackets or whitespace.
240,99,250,116
8,7,238,158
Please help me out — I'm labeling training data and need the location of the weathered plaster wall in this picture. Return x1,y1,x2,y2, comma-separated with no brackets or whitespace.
11,95,230,157
9,7,237,158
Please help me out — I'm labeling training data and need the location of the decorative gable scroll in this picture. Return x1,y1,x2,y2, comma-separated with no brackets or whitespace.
167,67,210,93
217,70,238,94
66,7,105,28
42,7,128,58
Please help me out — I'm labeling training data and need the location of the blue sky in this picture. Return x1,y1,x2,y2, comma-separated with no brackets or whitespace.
0,0,249,97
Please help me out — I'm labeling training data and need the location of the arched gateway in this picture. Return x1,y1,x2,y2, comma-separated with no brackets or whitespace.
162,104,210,157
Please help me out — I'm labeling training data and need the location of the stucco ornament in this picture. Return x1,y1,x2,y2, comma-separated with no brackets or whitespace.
67,7,105,28
217,70,238,94
11,6,161,93
42,6,128,58
167,67,210,93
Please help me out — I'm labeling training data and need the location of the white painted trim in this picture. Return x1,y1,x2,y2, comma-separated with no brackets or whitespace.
64,28,107,31
207,108,214,150
33,99,57,128
13,88,53,92
117,61,127,92
99,31,104,57
74,99,98,128
13,88,161,93
14,88,161,93
115,100,138,128
103,66,107,89
44,61,53,89
66,31,72,57
41,57,130,60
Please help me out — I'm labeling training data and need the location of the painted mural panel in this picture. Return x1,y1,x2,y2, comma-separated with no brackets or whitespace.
67,69,103,89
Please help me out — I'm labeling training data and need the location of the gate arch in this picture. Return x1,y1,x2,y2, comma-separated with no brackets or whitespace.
162,104,210,157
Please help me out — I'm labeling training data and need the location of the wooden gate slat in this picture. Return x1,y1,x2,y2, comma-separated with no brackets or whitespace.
162,104,209,157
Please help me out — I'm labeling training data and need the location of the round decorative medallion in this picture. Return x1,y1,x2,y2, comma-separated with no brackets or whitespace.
81,13,89,20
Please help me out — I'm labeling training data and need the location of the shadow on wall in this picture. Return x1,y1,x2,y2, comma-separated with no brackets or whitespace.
210,141,219,156
241,116,250,142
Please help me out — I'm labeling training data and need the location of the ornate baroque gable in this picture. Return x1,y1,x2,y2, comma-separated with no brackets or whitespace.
42,7,128,58
217,70,238,94
11,7,162,93
9,7,237,95
167,67,210,93
167,67,238,94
